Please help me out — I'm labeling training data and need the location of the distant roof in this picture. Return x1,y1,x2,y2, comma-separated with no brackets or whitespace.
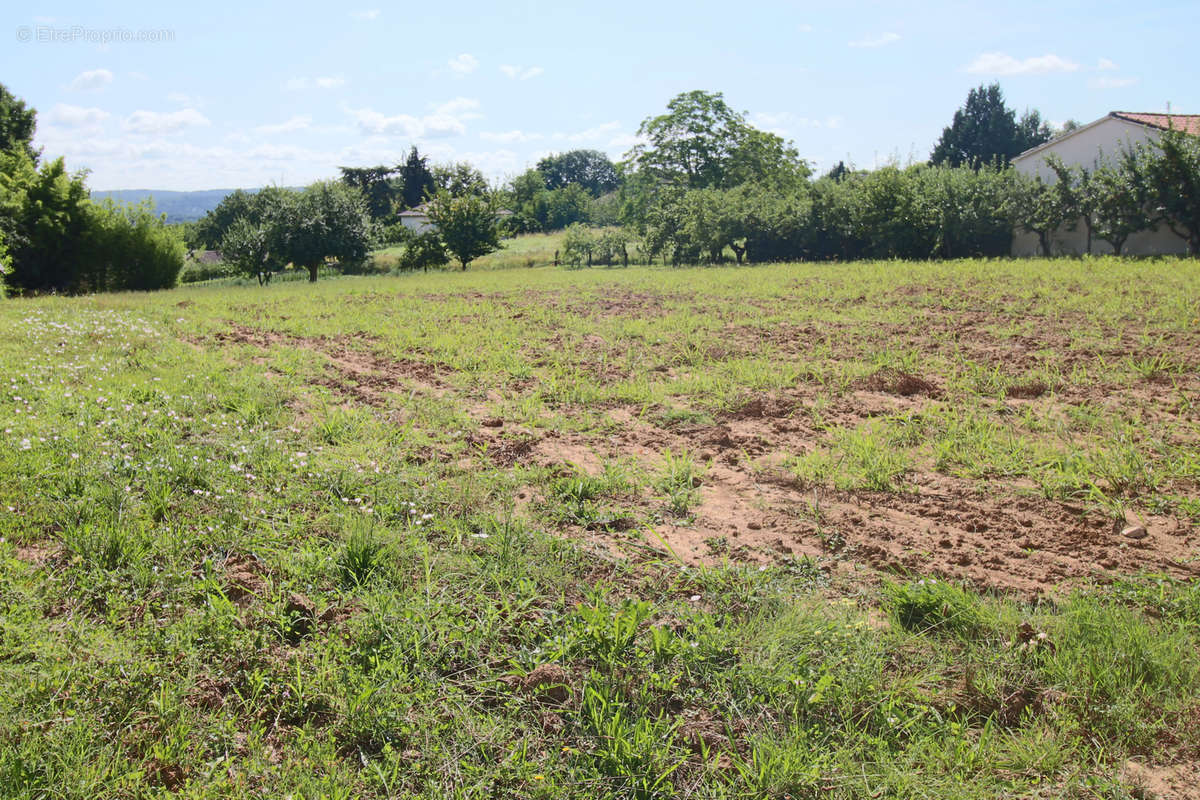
1110,111,1200,136
1013,110,1199,163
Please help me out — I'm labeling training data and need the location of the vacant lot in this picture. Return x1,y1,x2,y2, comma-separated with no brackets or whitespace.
2,258,1199,798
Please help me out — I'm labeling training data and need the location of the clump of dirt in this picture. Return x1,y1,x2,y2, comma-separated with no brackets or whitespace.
727,395,797,420
223,553,269,605
503,663,573,704
859,369,939,397
1005,380,1049,399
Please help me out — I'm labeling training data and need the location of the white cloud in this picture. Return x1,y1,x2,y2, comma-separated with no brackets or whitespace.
499,64,543,80
68,68,113,91
1089,76,1138,89
285,76,345,90
480,129,543,144
123,108,211,135
348,97,481,139
797,23,813,33
849,32,900,48
748,112,843,135
255,115,313,135
966,52,1080,75
352,9,380,19
47,103,110,128
166,91,204,107
448,53,479,75
1097,58,1118,71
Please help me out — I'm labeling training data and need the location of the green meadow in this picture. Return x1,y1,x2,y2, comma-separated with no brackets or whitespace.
2,257,1198,798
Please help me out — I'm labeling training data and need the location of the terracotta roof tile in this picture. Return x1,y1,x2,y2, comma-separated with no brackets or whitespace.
1111,112,1200,136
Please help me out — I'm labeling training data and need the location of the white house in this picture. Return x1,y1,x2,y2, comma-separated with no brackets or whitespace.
398,203,514,234
398,204,433,233
1010,111,1200,256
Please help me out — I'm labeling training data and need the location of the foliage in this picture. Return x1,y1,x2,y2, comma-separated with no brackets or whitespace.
626,90,809,191
1125,128,1200,255
0,152,90,293
930,83,1051,169
1006,171,1075,257
537,149,619,196
193,187,289,250
269,181,372,282
219,217,277,285
397,146,436,210
432,161,488,198
425,190,501,269
0,81,38,162
79,200,185,291
338,165,399,222
396,229,449,272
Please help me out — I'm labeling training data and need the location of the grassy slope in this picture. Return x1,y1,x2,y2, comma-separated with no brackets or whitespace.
1,258,1198,798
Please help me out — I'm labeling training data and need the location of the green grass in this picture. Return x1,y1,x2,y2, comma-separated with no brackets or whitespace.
1,257,1198,798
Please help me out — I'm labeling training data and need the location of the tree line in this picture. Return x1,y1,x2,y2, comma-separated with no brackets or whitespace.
0,83,184,296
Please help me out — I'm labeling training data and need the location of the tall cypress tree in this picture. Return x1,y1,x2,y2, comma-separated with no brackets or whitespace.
398,146,436,209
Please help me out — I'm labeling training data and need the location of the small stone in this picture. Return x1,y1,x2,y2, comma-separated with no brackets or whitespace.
1122,524,1148,540
747,521,762,531
482,418,504,428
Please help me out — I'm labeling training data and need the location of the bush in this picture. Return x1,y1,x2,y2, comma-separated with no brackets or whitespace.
80,200,185,291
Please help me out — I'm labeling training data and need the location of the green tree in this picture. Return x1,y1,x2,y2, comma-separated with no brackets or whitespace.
626,90,808,190
432,162,488,197
1087,162,1152,255
397,146,436,209
0,152,90,293
536,150,619,196
338,165,399,221
1126,128,1200,255
930,83,1051,168
220,217,277,285
0,82,38,162
397,230,449,272
1006,172,1074,256
193,187,289,250
271,182,371,282
425,191,501,270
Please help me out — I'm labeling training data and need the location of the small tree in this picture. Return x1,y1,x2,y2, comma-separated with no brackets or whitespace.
397,229,449,272
1087,162,1152,255
0,82,38,162
1006,172,1074,257
425,191,500,270
562,223,595,268
220,217,277,284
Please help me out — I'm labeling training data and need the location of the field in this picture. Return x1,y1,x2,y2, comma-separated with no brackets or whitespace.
2,257,1199,798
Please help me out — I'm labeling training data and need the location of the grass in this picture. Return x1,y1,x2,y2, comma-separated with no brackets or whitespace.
0,256,1198,798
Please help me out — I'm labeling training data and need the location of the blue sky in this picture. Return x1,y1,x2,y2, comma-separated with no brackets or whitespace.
3,0,1197,190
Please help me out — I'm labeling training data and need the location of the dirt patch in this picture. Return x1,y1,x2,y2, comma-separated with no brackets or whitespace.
857,369,939,398
15,540,56,565
1124,760,1200,799
223,553,270,605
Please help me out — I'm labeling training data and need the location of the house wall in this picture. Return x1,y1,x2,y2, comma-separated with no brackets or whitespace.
399,215,432,233
1010,117,1189,256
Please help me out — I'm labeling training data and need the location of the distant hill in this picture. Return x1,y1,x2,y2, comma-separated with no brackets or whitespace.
89,188,273,224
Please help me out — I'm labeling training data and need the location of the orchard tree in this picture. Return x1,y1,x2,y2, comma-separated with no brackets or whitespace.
930,83,1051,168
1127,128,1200,254
220,217,277,285
1088,162,1152,255
272,182,371,282
536,150,619,196
1006,172,1075,256
398,146,436,209
425,190,501,270
194,187,290,249
0,82,38,161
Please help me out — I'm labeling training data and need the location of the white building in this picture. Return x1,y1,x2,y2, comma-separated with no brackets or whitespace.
1010,111,1200,256
397,203,514,234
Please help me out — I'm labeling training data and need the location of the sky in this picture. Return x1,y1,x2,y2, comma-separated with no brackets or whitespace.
3,0,1197,191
